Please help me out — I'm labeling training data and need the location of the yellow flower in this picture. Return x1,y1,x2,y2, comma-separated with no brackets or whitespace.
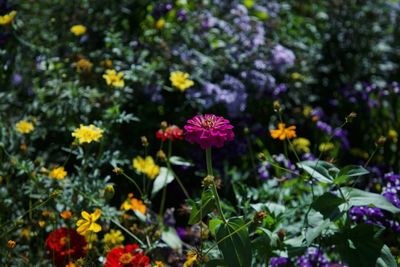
303,105,312,117
132,156,160,179
103,229,125,249
388,129,398,143
120,193,147,215
48,166,67,180
101,59,113,68
291,72,302,80
103,69,125,88
270,123,297,140
76,209,102,235
155,18,166,29
0,10,17,26
72,124,104,144
154,261,165,267
38,220,46,228
319,142,335,152
15,120,34,134
66,263,76,267
169,71,194,91
183,250,198,267
60,210,72,220
76,58,93,72
7,240,16,249
70,24,87,36
292,137,311,153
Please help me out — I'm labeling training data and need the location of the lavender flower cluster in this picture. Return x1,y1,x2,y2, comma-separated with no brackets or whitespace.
258,154,299,180
270,248,344,267
349,172,400,232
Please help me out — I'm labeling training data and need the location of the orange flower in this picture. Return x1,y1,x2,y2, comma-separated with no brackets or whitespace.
120,193,147,215
60,210,73,219
270,123,296,140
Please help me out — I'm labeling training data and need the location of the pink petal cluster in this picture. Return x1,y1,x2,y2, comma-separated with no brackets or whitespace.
184,114,234,149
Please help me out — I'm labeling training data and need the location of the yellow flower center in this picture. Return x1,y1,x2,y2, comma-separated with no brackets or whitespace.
119,253,133,264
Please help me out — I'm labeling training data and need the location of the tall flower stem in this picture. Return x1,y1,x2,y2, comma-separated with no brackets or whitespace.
206,148,226,223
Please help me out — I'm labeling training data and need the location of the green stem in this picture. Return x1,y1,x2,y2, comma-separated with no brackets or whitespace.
121,171,144,198
206,148,226,223
159,140,173,218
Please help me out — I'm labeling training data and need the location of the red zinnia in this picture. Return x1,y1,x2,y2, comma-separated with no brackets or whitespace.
45,227,87,267
184,114,234,149
155,125,183,141
105,244,150,267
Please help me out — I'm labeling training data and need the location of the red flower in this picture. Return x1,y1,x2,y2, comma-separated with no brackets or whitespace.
45,228,87,267
155,125,183,141
105,244,150,267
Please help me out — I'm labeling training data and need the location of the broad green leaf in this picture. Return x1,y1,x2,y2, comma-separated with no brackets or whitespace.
376,245,397,267
334,165,369,185
209,218,223,237
216,217,252,267
304,211,333,245
188,190,215,225
342,187,400,213
297,161,339,183
151,167,174,196
169,156,193,167
312,192,346,219
161,227,182,253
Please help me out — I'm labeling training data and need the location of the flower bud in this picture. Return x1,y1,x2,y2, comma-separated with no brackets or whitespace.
160,121,168,130
104,184,115,201
277,229,286,241
345,112,357,123
273,101,281,112
253,211,267,224
112,167,123,174
376,136,386,147
141,136,149,147
7,240,16,249
258,153,266,161
157,150,167,161
202,175,214,187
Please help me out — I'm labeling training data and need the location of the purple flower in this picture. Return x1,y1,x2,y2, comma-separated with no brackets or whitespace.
258,161,271,180
270,256,290,267
184,114,234,149
271,44,295,71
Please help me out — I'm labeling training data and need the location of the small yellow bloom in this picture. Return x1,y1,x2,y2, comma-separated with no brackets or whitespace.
170,71,194,91
0,10,17,26
154,261,165,267
292,137,311,153
103,69,125,88
100,59,113,68
319,142,335,152
66,263,76,267
7,240,16,249
103,229,125,249
132,156,160,179
155,18,166,29
270,123,297,140
120,193,147,215
72,124,104,144
183,250,198,267
76,58,93,72
76,209,102,235
60,210,72,219
38,220,46,228
15,120,34,134
291,72,302,80
388,129,398,143
70,24,87,36
48,166,67,180
303,105,312,117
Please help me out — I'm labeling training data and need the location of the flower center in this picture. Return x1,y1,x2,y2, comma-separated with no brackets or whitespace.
60,237,69,246
119,253,133,264
201,118,215,129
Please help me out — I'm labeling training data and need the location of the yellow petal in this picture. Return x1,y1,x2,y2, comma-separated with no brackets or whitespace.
81,211,91,220
90,222,102,233
92,208,101,221
77,222,90,235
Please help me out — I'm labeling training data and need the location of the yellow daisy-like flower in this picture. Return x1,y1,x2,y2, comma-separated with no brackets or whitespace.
76,209,102,236
102,69,125,88
388,129,398,143
15,120,34,134
120,193,147,215
48,166,67,180
70,24,87,36
155,18,166,29
76,58,93,72
291,72,302,80
169,71,194,92
319,142,335,152
154,261,165,267
132,156,160,179
71,124,104,144
183,250,198,267
103,229,125,249
270,123,297,140
292,137,311,153
0,10,17,26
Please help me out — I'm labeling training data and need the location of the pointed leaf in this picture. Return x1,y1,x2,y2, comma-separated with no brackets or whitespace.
297,161,338,183
188,190,215,225
152,167,174,196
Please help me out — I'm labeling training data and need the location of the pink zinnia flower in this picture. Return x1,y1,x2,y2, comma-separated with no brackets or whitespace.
184,114,234,149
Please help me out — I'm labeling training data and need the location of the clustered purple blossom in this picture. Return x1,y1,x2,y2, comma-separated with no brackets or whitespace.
316,121,350,150
270,248,345,267
258,161,271,180
270,256,290,267
349,172,400,232
271,44,295,72
258,154,299,180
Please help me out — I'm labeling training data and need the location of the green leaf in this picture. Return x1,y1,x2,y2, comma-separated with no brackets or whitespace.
376,245,397,267
297,161,339,183
188,190,215,225
305,211,333,245
169,156,193,167
209,218,223,237
151,167,174,196
342,187,400,213
161,227,182,252
312,192,346,219
216,217,252,267
334,165,369,185
205,259,227,267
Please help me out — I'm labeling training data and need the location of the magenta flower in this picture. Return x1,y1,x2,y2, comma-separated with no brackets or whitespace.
184,114,234,149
